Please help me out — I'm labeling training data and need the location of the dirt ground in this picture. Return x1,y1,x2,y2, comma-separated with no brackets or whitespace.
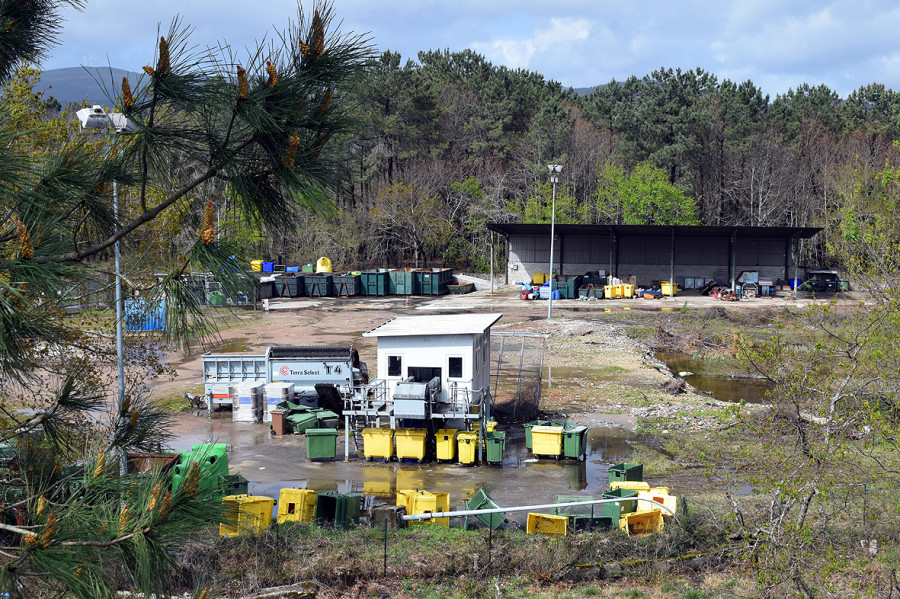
152,283,853,513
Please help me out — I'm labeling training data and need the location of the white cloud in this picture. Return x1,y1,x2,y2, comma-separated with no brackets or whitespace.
472,18,590,70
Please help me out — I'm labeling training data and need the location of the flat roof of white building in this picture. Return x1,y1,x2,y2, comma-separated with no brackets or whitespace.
363,313,503,338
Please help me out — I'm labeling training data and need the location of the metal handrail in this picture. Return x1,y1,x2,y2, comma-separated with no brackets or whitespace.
401,497,675,521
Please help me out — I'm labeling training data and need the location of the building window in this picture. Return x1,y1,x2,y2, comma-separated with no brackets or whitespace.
449,357,463,379
388,355,402,377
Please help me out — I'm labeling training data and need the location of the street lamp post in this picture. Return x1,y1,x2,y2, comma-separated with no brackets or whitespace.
547,164,562,319
76,105,137,476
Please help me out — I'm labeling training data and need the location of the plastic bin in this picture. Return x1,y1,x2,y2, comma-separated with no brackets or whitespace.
608,462,644,483
619,508,664,536
436,429,458,461
457,431,479,464
332,274,361,296
398,490,450,527
219,473,249,496
286,412,318,434
362,427,394,460
395,428,427,462
277,488,317,524
601,488,639,520
623,284,635,298
315,257,332,273
306,428,337,461
661,281,677,296
465,488,505,529
270,409,289,436
524,420,551,450
532,272,547,285
485,431,506,465
526,513,567,536
315,492,360,527
531,425,564,458
220,495,275,536
250,259,263,272
637,488,677,515
609,481,650,492
562,425,588,460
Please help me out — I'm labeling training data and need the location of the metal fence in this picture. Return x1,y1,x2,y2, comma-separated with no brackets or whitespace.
490,331,548,422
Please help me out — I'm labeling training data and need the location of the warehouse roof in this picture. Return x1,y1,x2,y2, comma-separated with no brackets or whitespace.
486,223,822,239
363,313,503,337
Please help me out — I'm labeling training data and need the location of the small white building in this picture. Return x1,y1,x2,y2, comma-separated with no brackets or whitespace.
362,312,502,406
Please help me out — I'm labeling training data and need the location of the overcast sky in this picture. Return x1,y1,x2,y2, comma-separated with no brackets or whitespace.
43,0,900,98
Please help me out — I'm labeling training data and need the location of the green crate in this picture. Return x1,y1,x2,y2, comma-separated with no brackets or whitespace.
608,462,643,483
602,488,638,520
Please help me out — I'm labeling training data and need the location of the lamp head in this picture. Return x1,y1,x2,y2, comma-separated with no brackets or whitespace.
547,164,563,174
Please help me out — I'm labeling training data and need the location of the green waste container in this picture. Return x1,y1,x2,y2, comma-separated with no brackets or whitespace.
304,274,333,297
552,494,611,531
172,444,229,493
286,412,318,434
333,274,361,296
209,291,226,306
563,425,588,460
602,488,639,520
219,473,249,496
608,462,643,484
465,488,505,530
389,269,416,295
485,431,506,465
360,270,389,296
306,428,337,461
315,492,361,527
524,420,551,450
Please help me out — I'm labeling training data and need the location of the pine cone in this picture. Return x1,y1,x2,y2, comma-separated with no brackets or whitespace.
93,448,106,477
312,10,325,55
320,89,332,113
148,482,162,511
118,504,129,533
282,131,300,168
17,220,33,259
184,462,200,497
237,66,249,100
39,514,57,547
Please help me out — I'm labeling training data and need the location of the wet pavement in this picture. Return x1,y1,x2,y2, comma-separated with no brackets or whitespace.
168,411,640,521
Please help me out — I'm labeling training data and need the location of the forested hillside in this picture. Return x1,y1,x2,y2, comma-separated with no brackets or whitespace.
42,50,900,272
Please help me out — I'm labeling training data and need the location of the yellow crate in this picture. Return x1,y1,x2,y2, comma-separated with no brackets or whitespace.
395,428,428,461
397,490,450,526
531,425,564,457
623,283,635,298
661,281,678,296
609,481,650,492
619,508,664,536
527,513,567,536
250,259,263,272
277,488,317,524
457,431,479,464
220,494,275,537
637,488,677,515
361,427,394,459
436,429,458,461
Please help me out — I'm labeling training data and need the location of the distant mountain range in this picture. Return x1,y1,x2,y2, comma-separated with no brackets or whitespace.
34,67,142,107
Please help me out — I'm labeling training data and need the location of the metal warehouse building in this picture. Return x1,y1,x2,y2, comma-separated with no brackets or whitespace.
486,224,822,289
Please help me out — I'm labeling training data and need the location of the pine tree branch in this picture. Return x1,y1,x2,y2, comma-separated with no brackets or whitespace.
61,525,152,548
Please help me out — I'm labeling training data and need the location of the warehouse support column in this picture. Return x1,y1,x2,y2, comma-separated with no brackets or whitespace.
670,228,675,292
490,231,494,294
608,227,614,278
730,230,737,292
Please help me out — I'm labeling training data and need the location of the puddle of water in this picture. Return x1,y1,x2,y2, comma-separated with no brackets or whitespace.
656,350,772,404
169,413,655,520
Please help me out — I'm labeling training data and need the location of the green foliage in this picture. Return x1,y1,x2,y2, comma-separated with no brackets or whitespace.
585,160,699,225
518,181,578,224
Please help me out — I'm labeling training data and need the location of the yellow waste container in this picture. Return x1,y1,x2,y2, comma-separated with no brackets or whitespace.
277,488,317,524
316,257,333,273
619,508,664,536
395,428,427,462
661,281,677,296
250,259,263,272
533,272,546,285
361,427,394,460
220,494,275,536
531,425,564,457
603,285,614,300
623,283,635,298
527,513,567,536
637,488,677,515
436,429,458,461
398,490,450,527
457,431,479,464
609,481,650,492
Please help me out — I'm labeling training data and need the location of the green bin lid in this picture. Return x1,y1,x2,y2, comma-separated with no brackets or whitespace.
306,428,338,436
